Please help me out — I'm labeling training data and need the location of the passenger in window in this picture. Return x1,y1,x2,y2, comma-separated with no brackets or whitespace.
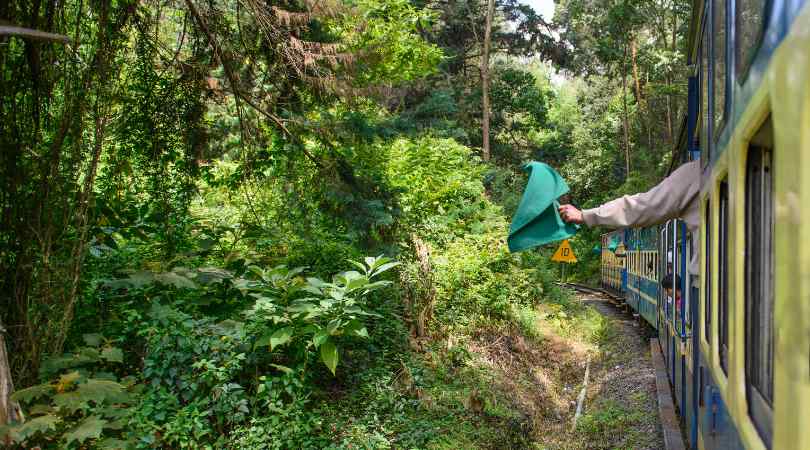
662,273,683,318
558,161,701,275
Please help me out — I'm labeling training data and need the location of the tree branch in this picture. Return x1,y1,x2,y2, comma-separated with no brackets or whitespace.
0,25,71,44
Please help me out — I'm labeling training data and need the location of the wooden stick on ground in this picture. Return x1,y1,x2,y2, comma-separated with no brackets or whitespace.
571,355,591,431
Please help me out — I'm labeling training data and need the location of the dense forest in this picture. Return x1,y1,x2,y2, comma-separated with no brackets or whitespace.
1,0,688,448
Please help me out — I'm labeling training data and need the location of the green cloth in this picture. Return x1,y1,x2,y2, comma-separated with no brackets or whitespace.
508,162,578,253
608,237,619,252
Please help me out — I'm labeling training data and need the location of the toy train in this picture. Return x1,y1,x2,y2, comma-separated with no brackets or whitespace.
598,0,810,447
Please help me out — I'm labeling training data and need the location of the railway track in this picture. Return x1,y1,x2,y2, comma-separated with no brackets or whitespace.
560,282,623,300
559,282,633,312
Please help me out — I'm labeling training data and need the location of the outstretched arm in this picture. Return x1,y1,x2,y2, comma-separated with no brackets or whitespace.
559,160,700,229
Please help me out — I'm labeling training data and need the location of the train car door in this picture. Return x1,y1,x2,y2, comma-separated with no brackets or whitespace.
657,223,672,367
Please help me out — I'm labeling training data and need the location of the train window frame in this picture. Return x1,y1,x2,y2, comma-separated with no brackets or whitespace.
735,0,771,83
703,198,713,349
718,179,730,374
744,118,775,446
712,0,730,146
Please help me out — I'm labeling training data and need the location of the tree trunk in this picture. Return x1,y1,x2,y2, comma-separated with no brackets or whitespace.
621,43,631,178
1,319,23,438
630,38,643,106
480,0,495,161
665,74,673,144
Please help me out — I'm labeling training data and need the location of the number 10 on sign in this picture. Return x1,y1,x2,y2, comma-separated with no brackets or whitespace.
551,240,577,281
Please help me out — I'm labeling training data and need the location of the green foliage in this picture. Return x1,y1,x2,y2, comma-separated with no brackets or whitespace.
3,0,690,447
4,342,136,449
240,256,397,375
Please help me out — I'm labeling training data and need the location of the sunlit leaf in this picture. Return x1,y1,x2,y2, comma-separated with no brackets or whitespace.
320,341,338,375
269,327,293,350
312,330,329,347
270,364,294,374
326,319,342,335
371,261,400,276
347,260,367,273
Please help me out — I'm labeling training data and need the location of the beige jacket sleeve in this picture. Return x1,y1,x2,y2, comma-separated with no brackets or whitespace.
582,161,701,229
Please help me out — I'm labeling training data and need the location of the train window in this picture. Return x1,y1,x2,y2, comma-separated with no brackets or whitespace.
745,118,774,445
700,17,710,166
685,236,692,330
704,200,712,345
713,0,728,141
736,0,768,80
719,180,730,373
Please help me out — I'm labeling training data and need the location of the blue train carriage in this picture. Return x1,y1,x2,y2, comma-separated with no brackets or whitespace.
625,226,661,327
600,229,627,296
688,0,810,447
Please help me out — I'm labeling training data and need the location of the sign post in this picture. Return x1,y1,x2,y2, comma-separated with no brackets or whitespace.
551,239,577,282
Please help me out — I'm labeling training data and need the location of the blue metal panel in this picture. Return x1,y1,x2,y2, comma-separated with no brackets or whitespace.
697,353,746,449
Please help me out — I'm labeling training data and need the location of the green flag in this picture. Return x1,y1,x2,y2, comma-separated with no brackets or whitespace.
508,162,578,253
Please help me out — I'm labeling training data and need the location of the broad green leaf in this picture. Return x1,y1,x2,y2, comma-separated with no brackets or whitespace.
101,347,124,363
155,272,197,289
254,332,273,350
269,327,293,350
347,260,367,273
11,384,53,404
301,285,323,295
195,267,233,285
269,364,294,374
307,277,328,287
326,319,342,335
247,265,265,279
99,437,135,450
372,261,400,276
123,271,156,288
286,303,318,314
370,256,392,270
53,391,87,414
346,275,370,291
312,330,329,347
64,415,107,445
83,333,103,347
7,414,59,443
343,320,369,338
363,280,392,291
76,379,130,404
28,404,55,415
320,341,338,375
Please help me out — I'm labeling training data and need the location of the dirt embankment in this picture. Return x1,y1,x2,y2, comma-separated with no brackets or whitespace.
465,291,664,449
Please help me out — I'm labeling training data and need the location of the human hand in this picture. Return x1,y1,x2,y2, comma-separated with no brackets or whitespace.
558,204,584,224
